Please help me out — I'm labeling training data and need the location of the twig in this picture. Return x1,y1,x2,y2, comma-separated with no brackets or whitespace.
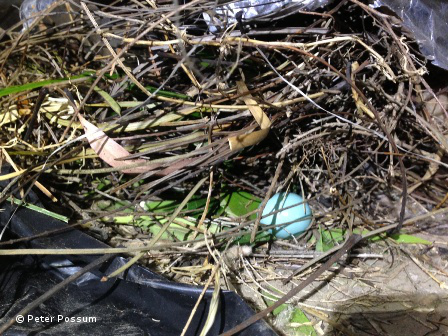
251,134,288,243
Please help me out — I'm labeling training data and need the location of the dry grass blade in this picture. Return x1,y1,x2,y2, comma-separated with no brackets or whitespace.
199,268,221,336
181,264,221,336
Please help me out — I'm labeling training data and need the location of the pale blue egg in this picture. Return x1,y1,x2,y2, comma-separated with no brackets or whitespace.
260,192,312,239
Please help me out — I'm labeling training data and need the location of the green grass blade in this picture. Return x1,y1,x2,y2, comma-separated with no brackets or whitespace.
7,197,69,223
0,73,93,98
94,86,121,115
128,83,190,100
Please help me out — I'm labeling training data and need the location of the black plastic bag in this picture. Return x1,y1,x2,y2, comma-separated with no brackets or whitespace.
0,182,276,335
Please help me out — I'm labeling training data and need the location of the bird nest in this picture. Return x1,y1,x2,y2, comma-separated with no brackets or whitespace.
1,0,447,333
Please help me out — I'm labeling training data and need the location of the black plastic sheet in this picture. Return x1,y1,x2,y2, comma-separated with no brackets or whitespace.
0,183,276,335
373,0,448,70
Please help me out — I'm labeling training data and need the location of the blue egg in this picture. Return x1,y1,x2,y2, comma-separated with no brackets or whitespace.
260,192,312,239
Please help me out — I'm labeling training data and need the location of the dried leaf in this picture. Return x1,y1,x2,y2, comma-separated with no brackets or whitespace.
228,81,271,150
78,114,153,174
229,128,269,151
236,81,271,129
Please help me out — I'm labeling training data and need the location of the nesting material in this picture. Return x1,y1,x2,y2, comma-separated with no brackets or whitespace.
0,1,447,333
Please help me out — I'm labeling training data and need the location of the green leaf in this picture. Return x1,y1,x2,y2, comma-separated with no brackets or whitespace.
220,191,261,219
236,231,272,245
94,86,121,115
96,199,222,242
262,291,288,316
290,308,317,336
137,216,202,241
389,233,431,245
353,228,432,245
99,190,265,244
95,178,111,191
186,197,208,211
262,292,317,335
142,197,220,219
315,228,344,252
142,200,178,213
